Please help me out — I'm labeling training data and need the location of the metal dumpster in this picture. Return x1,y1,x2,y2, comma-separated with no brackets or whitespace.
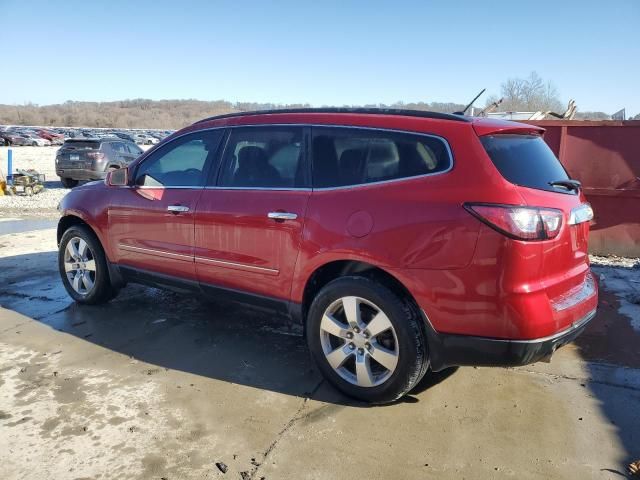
527,120,640,258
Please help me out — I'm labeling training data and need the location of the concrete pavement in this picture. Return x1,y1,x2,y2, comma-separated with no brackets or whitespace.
0,225,638,479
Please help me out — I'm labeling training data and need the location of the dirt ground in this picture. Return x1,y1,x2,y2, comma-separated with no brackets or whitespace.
0,221,639,479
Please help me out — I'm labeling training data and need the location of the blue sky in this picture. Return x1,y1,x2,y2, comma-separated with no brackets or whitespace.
1,0,638,114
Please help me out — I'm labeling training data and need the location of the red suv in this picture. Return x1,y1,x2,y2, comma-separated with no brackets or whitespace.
57,109,597,403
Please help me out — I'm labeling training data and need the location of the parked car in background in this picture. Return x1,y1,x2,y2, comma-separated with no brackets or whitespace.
55,137,143,188
37,129,65,145
130,134,148,145
112,132,137,143
0,131,30,146
56,108,597,403
21,132,51,146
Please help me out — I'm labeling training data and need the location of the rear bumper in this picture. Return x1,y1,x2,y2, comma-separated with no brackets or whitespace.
424,308,596,371
56,168,106,181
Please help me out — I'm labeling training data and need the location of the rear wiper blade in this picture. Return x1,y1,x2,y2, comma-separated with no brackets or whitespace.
549,179,581,191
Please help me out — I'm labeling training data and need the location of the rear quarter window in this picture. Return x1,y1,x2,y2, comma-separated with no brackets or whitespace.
480,134,571,193
312,127,451,188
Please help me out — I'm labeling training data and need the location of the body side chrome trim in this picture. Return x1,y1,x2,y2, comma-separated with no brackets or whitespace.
119,243,280,275
194,256,279,275
118,243,193,261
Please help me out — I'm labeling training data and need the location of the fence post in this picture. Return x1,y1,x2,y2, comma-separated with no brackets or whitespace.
7,148,12,185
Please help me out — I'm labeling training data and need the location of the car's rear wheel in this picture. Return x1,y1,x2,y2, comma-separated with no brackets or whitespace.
306,276,428,404
58,225,116,304
60,177,79,188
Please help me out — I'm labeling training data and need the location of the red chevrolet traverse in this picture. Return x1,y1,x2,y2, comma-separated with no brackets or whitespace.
57,109,597,403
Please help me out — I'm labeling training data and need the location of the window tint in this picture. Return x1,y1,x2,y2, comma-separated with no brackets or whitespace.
480,135,571,193
218,127,306,188
125,142,142,155
62,140,100,150
111,142,127,153
135,130,223,187
312,127,451,188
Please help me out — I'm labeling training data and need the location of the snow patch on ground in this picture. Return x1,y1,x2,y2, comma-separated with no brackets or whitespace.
591,255,640,332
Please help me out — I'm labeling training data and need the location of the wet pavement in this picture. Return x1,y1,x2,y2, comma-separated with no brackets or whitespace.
0,217,58,235
0,220,639,479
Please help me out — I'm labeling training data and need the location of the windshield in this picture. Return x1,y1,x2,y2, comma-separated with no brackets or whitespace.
480,134,573,194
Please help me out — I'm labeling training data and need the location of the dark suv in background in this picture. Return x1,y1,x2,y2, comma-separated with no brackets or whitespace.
56,137,143,188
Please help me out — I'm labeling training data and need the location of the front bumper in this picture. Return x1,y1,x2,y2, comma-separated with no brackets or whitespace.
424,308,596,371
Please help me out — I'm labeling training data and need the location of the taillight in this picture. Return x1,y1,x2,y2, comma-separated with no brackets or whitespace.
465,203,563,241
86,151,105,161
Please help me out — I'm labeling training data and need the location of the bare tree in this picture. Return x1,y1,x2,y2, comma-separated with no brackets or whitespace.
486,72,564,112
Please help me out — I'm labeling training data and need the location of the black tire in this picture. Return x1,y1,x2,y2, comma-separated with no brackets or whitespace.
60,177,79,188
58,225,116,305
32,141,38,146
306,276,429,404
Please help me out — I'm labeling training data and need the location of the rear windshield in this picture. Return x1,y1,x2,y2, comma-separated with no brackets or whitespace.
480,134,571,193
62,140,100,150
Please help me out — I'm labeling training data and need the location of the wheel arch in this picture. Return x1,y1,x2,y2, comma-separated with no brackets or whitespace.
57,214,99,246
300,260,421,328
57,214,124,289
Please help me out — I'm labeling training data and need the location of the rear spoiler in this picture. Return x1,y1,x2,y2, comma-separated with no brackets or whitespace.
471,118,545,137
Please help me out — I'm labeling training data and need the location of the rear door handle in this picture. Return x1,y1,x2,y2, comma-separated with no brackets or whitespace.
268,212,298,221
167,205,190,213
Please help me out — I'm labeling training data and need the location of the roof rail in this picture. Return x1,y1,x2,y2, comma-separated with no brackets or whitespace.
195,107,470,124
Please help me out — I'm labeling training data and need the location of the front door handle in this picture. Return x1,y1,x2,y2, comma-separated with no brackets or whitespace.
268,211,298,221
167,205,190,213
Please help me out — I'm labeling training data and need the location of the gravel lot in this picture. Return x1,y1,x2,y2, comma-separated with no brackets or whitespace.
0,146,63,215
0,145,150,217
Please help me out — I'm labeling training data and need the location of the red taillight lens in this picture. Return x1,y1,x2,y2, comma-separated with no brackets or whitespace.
86,151,105,160
465,204,563,241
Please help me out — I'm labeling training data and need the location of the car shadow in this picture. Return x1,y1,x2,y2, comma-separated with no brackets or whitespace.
0,250,457,408
574,266,640,470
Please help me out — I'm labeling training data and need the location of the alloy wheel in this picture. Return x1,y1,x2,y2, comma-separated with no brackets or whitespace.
63,237,97,295
319,296,399,387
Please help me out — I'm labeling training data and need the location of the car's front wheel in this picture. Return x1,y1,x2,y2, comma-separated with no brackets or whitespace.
58,225,116,304
306,276,429,404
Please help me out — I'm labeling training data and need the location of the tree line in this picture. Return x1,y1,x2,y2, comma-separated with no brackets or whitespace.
0,99,467,129
0,73,632,129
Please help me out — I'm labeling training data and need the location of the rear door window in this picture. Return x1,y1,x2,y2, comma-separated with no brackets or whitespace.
480,134,572,193
312,127,451,188
111,142,127,153
125,142,143,155
217,127,307,188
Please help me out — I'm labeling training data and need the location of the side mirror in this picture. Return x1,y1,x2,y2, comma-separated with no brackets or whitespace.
106,167,129,186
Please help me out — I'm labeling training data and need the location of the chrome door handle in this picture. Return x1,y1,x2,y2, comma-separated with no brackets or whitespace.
268,212,298,221
167,205,190,213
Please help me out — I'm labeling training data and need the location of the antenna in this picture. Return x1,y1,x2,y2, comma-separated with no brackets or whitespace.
454,88,486,116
